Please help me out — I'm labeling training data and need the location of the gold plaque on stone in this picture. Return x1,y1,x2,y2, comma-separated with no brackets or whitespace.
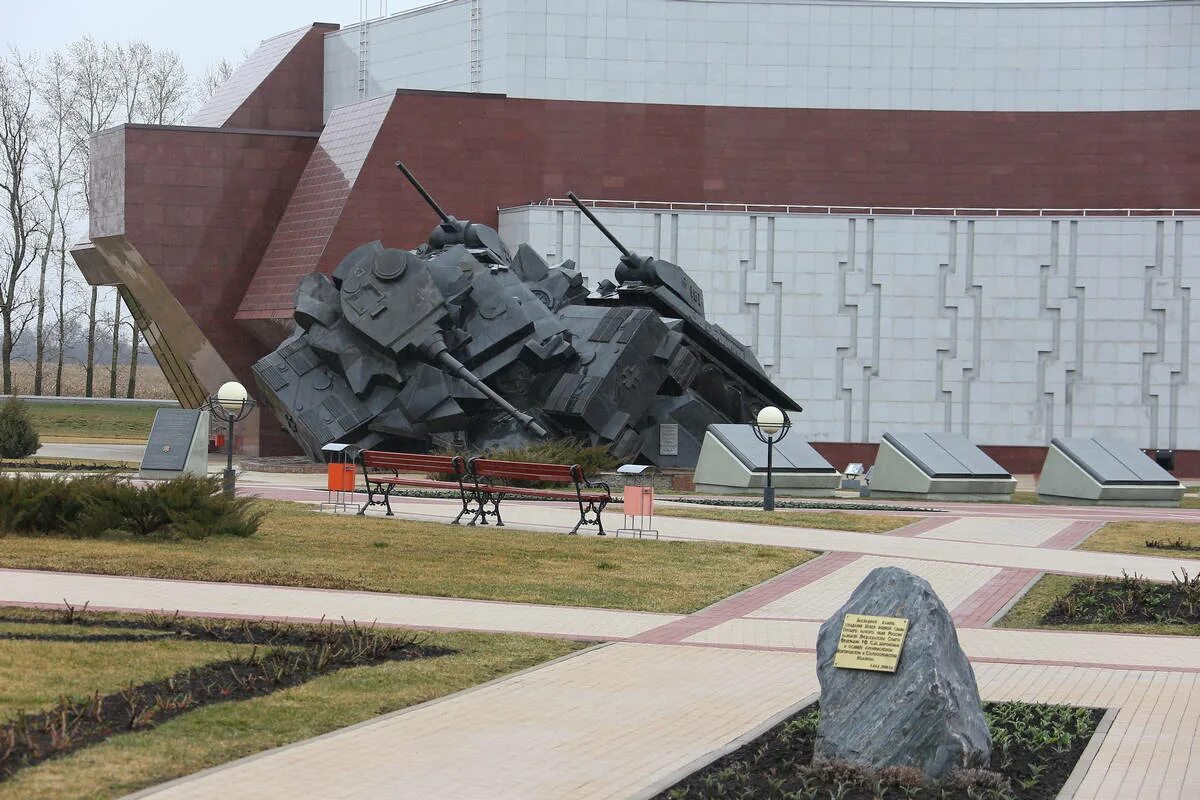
833,613,909,673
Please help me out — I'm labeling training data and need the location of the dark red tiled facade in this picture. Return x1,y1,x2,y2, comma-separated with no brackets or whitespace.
77,23,1200,468
240,92,1200,318
191,23,335,131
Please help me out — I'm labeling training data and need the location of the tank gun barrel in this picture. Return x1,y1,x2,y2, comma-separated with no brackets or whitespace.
434,350,549,437
567,192,634,260
396,161,452,224
420,337,548,437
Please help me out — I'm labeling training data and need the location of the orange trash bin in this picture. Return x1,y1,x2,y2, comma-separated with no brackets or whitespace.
327,463,357,492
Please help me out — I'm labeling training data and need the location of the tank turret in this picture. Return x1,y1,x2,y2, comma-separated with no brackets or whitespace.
397,161,512,265
567,192,800,419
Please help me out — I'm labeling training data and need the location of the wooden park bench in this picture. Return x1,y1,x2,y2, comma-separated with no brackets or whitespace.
358,450,474,523
466,457,612,535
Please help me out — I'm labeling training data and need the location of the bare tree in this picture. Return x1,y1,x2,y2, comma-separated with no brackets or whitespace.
30,51,79,396
0,51,44,394
64,38,119,396
116,41,153,122
108,289,121,397
200,58,236,101
139,49,192,125
53,198,78,396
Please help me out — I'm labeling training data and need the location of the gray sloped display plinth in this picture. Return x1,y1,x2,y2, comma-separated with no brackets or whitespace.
868,431,1016,501
693,423,840,497
1037,437,1185,506
140,409,210,479
815,566,991,779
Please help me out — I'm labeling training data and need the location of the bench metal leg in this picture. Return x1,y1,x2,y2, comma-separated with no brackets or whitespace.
571,498,609,535
382,485,394,516
359,480,377,515
451,488,473,525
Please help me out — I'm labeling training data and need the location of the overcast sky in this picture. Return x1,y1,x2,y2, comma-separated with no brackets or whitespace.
1,1,430,76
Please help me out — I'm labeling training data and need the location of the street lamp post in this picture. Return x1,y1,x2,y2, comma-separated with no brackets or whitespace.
751,406,791,512
204,381,257,498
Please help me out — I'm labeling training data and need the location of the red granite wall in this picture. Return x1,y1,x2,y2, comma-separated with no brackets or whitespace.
304,91,1200,299
119,126,316,453
222,23,337,132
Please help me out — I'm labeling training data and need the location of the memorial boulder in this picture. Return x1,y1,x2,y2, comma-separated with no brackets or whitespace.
814,566,991,780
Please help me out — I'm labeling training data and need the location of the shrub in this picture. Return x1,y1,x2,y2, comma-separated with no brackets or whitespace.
475,437,619,481
0,396,39,458
431,437,620,488
0,473,260,539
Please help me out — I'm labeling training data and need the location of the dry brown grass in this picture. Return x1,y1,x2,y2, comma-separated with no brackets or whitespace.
0,500,815,614
656,505,921,534
1076,520,1200,557
7,362,172,399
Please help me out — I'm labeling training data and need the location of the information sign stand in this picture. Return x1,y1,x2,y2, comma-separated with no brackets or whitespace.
320,443,360,513
615,464,659,539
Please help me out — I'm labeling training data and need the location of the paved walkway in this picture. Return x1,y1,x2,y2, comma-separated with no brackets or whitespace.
0,568,677,641
4,480,1200,798
343,493,1200,581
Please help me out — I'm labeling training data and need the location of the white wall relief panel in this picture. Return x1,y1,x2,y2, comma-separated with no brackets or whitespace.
500,206,1200,448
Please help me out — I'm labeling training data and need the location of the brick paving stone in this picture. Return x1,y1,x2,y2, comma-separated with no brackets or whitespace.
744,555,1000,621
915,516,1073,547
122,646,1200,800
682,620,1200,672
127,643,819,800
951,568,1040,627
0,568,679,640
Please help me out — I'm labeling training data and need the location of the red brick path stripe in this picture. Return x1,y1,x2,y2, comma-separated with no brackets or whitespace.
631,552,863,644
951,568,1041,627
1041,520,1104,550
887,516,962,537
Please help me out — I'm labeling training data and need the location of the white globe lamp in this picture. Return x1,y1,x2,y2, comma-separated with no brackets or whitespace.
206,380,257,497
751,405,792,511
216,381,250,415
755,406,786,438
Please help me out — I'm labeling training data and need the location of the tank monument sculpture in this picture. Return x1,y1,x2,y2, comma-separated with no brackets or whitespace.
252,162,801,467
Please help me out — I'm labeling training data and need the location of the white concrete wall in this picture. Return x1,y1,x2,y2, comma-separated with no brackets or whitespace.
325,0,479,119
326,0,1200,117
500,205,1200,449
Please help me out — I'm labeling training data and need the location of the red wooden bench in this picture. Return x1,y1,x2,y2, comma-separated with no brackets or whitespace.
467,457,612,534
358,451,473,523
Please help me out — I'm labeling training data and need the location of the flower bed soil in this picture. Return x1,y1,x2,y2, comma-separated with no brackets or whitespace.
655,702,1104,800
0,608,449,781
1043,571,1200,626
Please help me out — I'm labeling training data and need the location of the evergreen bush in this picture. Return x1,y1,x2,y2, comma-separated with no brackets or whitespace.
0,397,40,459
0,473,261,539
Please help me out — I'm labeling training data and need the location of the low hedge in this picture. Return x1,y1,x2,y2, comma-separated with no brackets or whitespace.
0,474,261,539
431,437,620,488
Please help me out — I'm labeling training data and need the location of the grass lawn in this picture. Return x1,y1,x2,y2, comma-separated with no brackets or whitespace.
0,622,256,720
996,573,1200,636
656,505,920,534
0,611,580,800
1076,520,1200,557
0,501,815,614
23,402,159,440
